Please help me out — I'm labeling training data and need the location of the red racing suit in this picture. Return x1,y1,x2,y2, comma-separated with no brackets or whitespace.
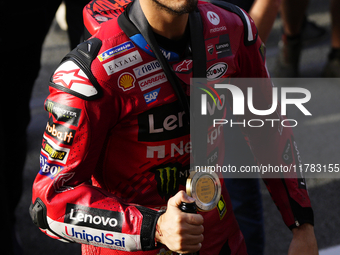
30,1,314,254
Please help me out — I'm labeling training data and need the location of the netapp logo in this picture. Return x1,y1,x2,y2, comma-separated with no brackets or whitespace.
138,101,189,142
64,204,123,232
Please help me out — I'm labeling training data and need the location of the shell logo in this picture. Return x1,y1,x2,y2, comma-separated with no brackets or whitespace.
118,72,135,91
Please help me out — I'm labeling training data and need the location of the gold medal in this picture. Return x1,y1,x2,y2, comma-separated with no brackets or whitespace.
186,169,221,211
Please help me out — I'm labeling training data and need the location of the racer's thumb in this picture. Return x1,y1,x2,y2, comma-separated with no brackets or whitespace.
168,190,195,208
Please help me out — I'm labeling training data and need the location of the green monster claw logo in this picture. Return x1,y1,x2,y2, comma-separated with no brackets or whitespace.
156,166,177,195
151,163,189,200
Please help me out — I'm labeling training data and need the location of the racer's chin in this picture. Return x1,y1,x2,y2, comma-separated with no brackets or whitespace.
151,0,198,15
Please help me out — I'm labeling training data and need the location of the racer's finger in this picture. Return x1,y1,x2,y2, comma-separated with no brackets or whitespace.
184,212,204,226
184,233,204,245
178,243,202,254
168,190,195,208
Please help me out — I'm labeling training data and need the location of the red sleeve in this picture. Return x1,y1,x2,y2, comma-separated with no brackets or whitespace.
233,13,314,229
30,40,162,252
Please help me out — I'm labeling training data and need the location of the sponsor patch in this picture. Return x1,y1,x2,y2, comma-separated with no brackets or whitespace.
282,139,293,164
97,41,135,62
52,61,98,97
217,195,227,220
45,99,81,127
216,34,232,58
64,204,123,232
259,42,266,62
130,34,180,61
151,163,189,200
118,72,135,91
39,154,64,179
57,222,140,250
291,136,307,189
206,62,228,80
137,100,189,142
207,44,214,55
174,59,192,73
133,60,162,78
138,72,167,91
103,51,143,75
45,117,76,146
210,26,226,33
207,11,220,25
144,88,160,105
41,135,70,164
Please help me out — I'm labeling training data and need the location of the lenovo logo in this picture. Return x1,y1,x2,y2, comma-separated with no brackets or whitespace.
64,204,123,232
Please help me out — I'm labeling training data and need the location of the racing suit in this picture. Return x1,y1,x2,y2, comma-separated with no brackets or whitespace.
30,0,314,254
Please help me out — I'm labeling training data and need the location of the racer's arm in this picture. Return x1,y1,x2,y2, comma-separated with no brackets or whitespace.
30,39,162,252
233,10,317,253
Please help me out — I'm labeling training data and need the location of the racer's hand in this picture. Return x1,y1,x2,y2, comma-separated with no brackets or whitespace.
155,191,204,254
288,223,318,255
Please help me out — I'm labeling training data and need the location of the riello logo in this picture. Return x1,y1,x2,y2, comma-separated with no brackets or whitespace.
201,84,312,127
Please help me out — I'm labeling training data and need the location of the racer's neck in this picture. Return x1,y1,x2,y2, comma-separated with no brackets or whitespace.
139,0,189,40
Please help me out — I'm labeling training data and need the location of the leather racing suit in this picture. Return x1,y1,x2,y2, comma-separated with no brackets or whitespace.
30,0,314,254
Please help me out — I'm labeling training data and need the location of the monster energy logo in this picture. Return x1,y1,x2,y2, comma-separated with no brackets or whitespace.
157,166,177,195
152,163,189,200
44,99,81,127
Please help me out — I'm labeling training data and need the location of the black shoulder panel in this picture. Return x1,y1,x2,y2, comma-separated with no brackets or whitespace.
202,0,258,46
50,38,103,100
68,37,103,67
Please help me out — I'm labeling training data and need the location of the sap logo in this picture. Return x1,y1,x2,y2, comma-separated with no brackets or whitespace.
144,88,160,105
207,11,220,25
64,204,123,232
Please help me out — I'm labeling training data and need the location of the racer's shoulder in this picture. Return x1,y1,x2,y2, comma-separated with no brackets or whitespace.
49,13,137,100
198,0,258,46
95,17,126,42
